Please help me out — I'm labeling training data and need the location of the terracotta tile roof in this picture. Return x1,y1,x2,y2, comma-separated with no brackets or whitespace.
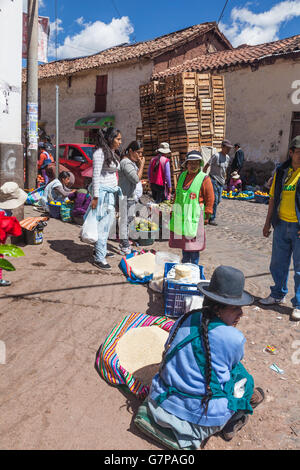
23,22,231,82
152,33,300,78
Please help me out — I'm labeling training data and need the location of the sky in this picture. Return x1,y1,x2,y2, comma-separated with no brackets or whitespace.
22,0,300,62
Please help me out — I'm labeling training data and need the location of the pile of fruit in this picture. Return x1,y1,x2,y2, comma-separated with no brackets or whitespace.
135,219,159,232
222,190,254,200
255,191,269,197
235,192,254,200
49,201,62,206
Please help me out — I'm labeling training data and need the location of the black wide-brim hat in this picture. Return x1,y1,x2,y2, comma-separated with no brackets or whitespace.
198,265,254,306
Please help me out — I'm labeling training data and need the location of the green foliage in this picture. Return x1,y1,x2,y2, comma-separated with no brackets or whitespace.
0,244,24,258
0,258,15,271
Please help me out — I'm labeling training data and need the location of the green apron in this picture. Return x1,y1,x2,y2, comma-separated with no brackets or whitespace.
169,171,206,238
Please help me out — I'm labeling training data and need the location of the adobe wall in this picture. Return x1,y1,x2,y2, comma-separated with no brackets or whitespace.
22,61,153,150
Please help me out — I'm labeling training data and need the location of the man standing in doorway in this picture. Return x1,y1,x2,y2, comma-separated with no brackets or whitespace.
203,139,232,226
259,136,300,321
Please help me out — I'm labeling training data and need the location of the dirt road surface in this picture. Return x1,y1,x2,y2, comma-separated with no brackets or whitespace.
0,198,299,450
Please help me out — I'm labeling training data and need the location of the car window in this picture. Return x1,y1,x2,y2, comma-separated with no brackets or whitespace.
68,146,87,162
59,146,66,158
80,146,95,160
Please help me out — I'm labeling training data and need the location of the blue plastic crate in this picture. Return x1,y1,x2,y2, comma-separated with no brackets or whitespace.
163,262,205,318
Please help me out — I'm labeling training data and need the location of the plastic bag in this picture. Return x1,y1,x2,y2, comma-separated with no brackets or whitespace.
80,209,98,244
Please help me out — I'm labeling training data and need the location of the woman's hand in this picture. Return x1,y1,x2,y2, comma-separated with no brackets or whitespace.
138,155,145,167
91,197,98,210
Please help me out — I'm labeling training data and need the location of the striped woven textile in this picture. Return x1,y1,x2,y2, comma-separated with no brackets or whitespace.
19,217,49,231
95,312,174,400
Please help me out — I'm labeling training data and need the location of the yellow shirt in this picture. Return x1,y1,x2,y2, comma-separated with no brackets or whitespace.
269,167,300,222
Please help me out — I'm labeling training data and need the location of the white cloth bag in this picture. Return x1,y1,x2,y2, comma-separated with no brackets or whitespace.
80,209,98,244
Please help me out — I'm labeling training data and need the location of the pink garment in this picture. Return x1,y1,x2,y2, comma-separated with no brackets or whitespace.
149,156,168,186
228,178,242,191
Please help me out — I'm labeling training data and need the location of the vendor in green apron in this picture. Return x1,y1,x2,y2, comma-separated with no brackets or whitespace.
134,266,265,450
169,151,214,265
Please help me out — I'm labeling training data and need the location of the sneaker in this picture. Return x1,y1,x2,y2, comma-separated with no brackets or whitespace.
258,295,286,306
290,308,300,321
250,387,265,409
106,251,115,258
92,261,112,271
0,279,11,286
209,220,218,226
119,246,131,256
221,414,249,441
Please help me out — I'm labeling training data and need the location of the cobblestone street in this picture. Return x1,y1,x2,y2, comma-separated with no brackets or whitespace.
0,198,299,450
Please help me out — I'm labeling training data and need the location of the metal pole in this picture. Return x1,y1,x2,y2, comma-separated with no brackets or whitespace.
26,0,39,189
55,84,59,178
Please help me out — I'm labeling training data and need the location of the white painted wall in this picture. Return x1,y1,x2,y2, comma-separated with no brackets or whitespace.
0,0,22,143
24,60,153,149
224,58,300,164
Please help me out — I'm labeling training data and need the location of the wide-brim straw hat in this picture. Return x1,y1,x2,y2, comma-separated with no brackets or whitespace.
0,182,28,209
231,171,240,179
157,142,171,154
198,265,254,306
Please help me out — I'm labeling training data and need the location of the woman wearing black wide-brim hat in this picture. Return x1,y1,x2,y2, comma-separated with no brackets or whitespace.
135,266,265,449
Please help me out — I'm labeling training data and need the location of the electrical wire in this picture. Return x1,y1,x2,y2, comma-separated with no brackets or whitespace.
217,0,229,25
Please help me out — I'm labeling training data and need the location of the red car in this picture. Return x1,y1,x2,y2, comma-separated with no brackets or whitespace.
58,143,95,187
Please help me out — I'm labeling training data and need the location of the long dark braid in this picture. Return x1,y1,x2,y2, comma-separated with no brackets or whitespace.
201,296,223,416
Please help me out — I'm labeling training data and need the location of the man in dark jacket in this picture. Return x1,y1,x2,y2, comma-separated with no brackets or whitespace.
259,136,300,321
231,143,245,173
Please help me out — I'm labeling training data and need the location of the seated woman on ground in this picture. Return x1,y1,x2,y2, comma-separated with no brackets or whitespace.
134,266,265,450
41,171,75,211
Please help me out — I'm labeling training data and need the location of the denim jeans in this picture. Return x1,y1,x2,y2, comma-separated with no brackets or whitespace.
94,205,115,263
210,177,223,221
270,219,300,307
119,198,136,249
182,250,200,265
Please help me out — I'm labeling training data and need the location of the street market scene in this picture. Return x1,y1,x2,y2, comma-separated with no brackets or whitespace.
0,0,300,452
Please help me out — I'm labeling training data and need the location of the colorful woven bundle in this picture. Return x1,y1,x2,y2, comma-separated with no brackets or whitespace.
95,312,174,399
119,249,156,284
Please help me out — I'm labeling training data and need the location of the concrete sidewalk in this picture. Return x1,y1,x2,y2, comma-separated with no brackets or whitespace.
0,199,299,450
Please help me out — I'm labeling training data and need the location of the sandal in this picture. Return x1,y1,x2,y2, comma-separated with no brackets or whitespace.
250,387,265,409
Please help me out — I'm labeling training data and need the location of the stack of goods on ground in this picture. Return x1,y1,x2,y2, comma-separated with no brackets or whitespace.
139,72,226,184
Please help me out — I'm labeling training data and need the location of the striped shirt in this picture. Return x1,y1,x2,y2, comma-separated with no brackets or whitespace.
92,148,119,197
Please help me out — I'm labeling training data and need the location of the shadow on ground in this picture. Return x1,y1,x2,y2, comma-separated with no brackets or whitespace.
48,239,92,263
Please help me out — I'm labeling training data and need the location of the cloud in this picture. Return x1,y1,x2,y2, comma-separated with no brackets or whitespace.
48,16,134,60
219,1,300,47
